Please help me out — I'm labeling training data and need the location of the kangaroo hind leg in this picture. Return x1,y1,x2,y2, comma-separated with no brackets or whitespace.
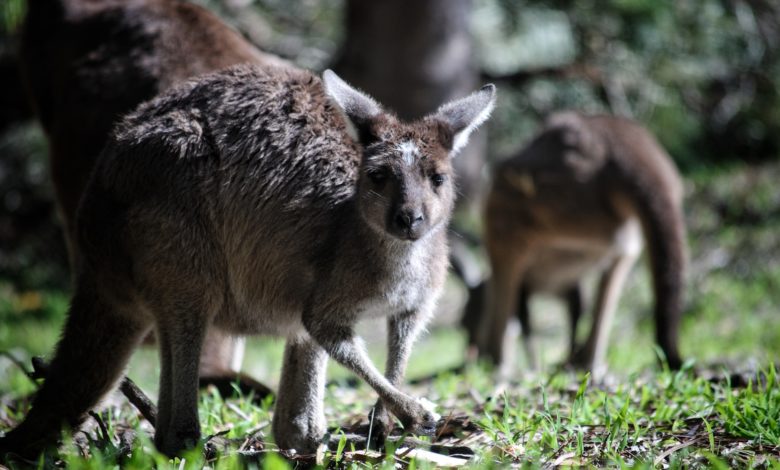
273,336,328,453
479,241,529,374
564,283,584,358
153,292,220,457
0,278,150,459
197,329,273,402
569,252,638,378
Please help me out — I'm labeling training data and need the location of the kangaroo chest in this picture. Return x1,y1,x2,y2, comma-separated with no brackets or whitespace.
352,246,433,319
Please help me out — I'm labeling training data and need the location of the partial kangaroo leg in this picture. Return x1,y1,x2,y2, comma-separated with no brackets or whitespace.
478,241,528,370
369,307,434,446
198,331,273,401
272,336,328,453
0,279,150,459
516,284,539,369
154,310,210,457
302,308,436,441
199,329,245,375
462,281,486,361
569,252,638,376
564,284,584,358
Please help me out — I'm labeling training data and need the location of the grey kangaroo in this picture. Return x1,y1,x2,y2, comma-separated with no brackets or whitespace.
20,0,290,396
0,65,495,458
472,112,686,376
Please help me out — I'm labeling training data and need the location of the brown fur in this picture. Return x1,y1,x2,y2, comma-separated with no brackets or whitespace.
471,112,686,376
19,0,291,391
0,65,495,458
20,0,288,242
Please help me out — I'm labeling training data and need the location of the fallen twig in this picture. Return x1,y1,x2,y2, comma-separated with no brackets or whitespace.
118,376,158,427
89,411,111,444
653,437,702,466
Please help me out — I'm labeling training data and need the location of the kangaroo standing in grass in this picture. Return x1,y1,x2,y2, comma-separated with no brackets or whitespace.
20,0,290,394
472,112,686,376
0,65,495,458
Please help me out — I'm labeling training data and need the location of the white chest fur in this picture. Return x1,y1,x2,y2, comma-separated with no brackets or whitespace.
356,241,432,319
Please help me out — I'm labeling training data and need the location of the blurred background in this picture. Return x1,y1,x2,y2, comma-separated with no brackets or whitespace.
0,0,779,392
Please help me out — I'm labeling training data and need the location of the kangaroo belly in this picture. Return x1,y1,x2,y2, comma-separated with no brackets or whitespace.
524,217,642,293
219,261,315,337
213,302,306,337
525,245,612,293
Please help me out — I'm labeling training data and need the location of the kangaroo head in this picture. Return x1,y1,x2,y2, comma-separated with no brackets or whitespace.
323,70,495,241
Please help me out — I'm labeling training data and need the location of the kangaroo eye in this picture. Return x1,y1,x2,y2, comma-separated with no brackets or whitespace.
368,170,388,186
431,174,446,187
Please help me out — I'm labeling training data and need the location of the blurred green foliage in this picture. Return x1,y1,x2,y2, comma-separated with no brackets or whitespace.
474,0,779,169
0,0,25,34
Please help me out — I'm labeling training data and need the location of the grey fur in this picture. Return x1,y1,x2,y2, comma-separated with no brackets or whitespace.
0,65,495,458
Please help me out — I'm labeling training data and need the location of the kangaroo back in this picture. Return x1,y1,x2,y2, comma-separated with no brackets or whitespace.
20,0,288,251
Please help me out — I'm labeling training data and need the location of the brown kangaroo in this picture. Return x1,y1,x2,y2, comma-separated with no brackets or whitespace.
0,65,496,458
471,112,686,377
19,0,290,395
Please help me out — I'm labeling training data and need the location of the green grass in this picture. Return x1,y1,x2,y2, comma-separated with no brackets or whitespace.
2,161,780,468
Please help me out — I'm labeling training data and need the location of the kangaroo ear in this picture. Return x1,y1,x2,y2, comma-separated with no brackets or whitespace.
323,69,382,143
433,84,496,155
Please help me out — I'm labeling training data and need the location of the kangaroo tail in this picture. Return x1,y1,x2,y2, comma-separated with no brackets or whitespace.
611,132,687,369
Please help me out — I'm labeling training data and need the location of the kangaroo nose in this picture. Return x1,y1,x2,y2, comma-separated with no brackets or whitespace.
394,209,424,231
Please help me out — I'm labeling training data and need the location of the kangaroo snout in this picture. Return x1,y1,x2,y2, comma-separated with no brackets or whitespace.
392,207,425,239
